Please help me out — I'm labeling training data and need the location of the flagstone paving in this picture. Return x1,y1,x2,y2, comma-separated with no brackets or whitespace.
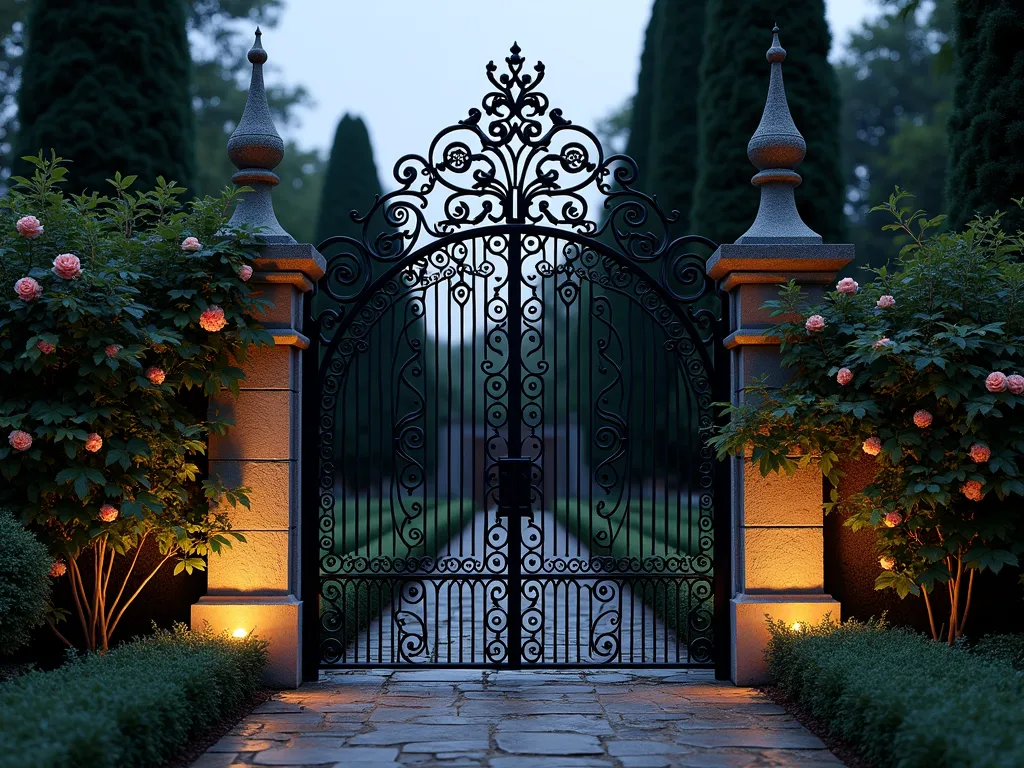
191,669,844,768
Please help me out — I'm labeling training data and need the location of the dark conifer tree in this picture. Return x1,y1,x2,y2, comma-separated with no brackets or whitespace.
648,0,705,229
625,0,660,183
946,0,1024,233
690,0,843,244
16,0,194,193
314,114,382,244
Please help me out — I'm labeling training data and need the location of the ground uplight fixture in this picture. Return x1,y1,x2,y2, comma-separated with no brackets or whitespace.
791,622,803,632
232,627,249,639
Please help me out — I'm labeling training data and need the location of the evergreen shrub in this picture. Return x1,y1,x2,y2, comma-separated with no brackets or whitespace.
0,509,52,653
0,625,267,768
766,616,1024,768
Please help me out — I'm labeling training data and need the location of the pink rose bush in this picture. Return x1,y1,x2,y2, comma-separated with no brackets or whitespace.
968,444,991,463
14,276,41,302
16,215,44,239
710,192,1024,644
962,480,984,502
837,277,859,295
238,265,253,281
8,430,32,451
52,253,81,280
199,305,227,332
985,371,1006,393
1,154,272,652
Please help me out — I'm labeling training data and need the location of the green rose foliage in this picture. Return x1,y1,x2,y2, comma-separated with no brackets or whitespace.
0,153,274,576
711,190,1024,616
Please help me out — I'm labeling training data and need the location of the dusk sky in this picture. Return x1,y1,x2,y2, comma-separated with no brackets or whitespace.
265,0,877,184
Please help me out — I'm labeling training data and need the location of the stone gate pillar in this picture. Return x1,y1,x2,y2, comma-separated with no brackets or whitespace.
707,27,852,685
191,30,323,689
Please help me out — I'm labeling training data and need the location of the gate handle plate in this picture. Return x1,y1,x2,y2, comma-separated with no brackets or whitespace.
495,457,533,518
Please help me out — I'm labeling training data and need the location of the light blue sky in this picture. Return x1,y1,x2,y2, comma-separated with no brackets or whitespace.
267,0,876,177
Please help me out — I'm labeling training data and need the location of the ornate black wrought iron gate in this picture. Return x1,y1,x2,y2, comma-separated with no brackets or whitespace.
302,45,727,672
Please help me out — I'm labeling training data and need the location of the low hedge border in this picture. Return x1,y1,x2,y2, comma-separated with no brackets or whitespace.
766,616,1024,768
0,624,266,768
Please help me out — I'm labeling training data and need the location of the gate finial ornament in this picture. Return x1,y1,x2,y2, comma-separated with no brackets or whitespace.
735,26,821,245
225,28,295,243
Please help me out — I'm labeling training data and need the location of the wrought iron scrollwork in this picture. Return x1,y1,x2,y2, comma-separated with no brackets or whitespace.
310,43,724,669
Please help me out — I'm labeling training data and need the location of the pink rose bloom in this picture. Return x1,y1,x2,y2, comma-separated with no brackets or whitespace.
986,371,1007,393
8,429,32,451
968,444,991,463
873,337,891,350
52,253,81,280
14,276,42,302
836,367,853,386
1006,374,1024,395
16,215,44,239
805,315,825,333
913,410,933,428
146,367,166,385
876,295,895,309
199,305,228,333
181,237,201,252
879,556,895,571
962,480,984,502
49,559,67,578
36,340,55,355
837,277,859,295
238,265,253,282
105,344,121,358
883,512,902,528
862,437,882,456
98,504,119,523
85,433,103,453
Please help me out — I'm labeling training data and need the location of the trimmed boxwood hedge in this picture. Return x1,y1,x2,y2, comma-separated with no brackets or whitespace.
0,509,52,653
0,624,266,768
766,617,1024,768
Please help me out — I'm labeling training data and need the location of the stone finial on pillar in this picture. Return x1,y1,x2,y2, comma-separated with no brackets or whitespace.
706,26,852,686
737,26,820,245
226,29,295,243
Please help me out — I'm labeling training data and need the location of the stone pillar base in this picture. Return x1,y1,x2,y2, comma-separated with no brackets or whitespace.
731,593,840,685
192,595,302,688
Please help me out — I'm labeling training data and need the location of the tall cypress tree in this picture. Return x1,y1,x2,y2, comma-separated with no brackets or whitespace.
314,114,383,244
648,0,705,229
15,0,194,193
624,0,660,185
946,0,1024,233
690,0,843,244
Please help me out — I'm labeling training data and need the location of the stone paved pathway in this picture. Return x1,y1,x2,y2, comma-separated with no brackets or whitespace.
191,669,843,768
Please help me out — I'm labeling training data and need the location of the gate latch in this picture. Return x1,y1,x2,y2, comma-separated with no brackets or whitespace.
495,457,534,519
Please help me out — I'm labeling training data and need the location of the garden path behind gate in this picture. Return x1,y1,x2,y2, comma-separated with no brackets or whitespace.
191,668,843,768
